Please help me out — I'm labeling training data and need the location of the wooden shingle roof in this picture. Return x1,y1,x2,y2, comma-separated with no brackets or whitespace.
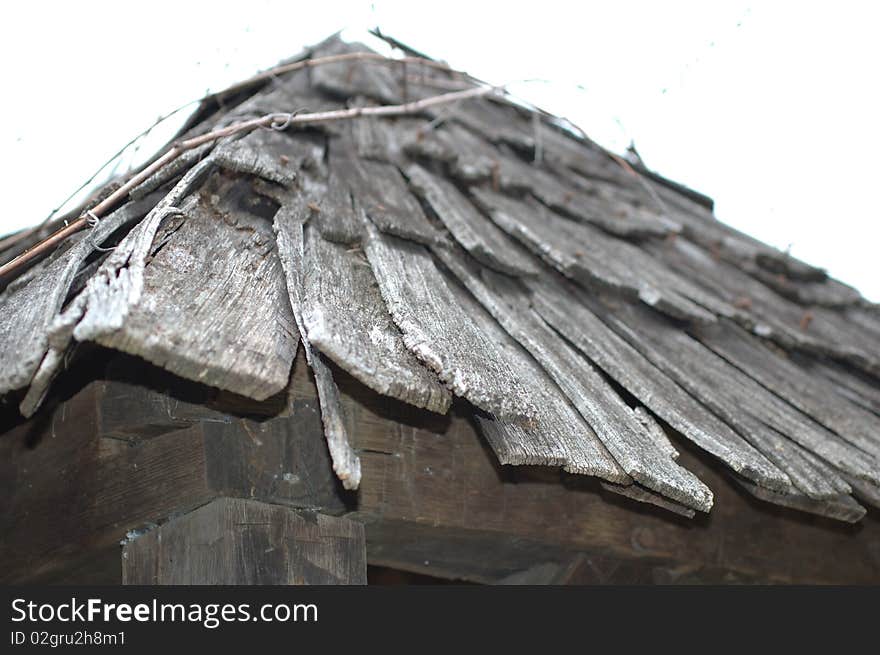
2,34,879,523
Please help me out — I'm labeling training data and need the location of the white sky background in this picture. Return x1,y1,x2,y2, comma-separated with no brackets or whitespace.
1,1,877,300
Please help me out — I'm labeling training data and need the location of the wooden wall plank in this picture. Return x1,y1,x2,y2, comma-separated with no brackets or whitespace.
0,385,214,583
3,345,880,584
122,497,366,585
328,364,880,584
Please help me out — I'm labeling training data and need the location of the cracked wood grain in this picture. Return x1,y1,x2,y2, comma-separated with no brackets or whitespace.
331,141,443,245
6,31,879,531
435,246,712,511
301,222,451,413
471,186,721,323
602,299,880,491
18,160,217,416
361,220,535,423
406,163,537,276
82,171,299,401
695,320,880,460
273,191,361,490
0,194,157,395
213,128,324,186
441,278,627,481
527,275,791,492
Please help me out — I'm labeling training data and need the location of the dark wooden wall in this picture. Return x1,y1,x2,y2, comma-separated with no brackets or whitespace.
122,497,366,584
2,350,879,584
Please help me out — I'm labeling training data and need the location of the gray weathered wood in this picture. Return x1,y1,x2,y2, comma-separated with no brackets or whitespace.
331,141,443,245
445,96,536,148
406,163,538,276
444,122,535,189
649,234,880,375
811,358,880,417
19,161,217,416
741,262,861,307
130,144,215,199
548,161,683,235
527,275,792,492
5,335,880,584
603,299,880,490
415,114,676,239
742,428,853,500
213,128,323,186
348,110,402,163
361,221,535,422
843,475,880,510
513,160,674,239
601,409,695,518
301,224,451,413
6,31,880,537
504,115,633,188
474,414,566,469
440,277,627,481
122,497,367,584
647,180,828,282
0,195,156,395
77,169,298,401
734,478,866,524
435,246,712,511
844,305,880,340
310,37,402,105
471,187,722,323
293,169,364,245
398,118,459,164
274,193,362,490
696,320,880,459
600,482,696,519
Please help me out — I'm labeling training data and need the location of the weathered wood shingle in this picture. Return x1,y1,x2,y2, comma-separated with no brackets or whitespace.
81,171,299,401
300,223,451,413
361,221,535,422
435,247,712,511
0,196,156,395
406,163,538,276
273,191,362,490
3,34,879,523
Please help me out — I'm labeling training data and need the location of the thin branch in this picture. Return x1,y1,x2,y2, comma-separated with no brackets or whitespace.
0,84,499,280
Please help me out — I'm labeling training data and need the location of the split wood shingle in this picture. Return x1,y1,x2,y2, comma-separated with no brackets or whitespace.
2,34,879,522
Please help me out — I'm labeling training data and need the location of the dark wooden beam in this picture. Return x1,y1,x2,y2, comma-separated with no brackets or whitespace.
0,385,214,584
122,497,366,585
337,364,880,584
0,354,347,584
2,350,879,584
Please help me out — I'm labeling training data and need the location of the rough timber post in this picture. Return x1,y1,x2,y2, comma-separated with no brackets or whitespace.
121,497,367,585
